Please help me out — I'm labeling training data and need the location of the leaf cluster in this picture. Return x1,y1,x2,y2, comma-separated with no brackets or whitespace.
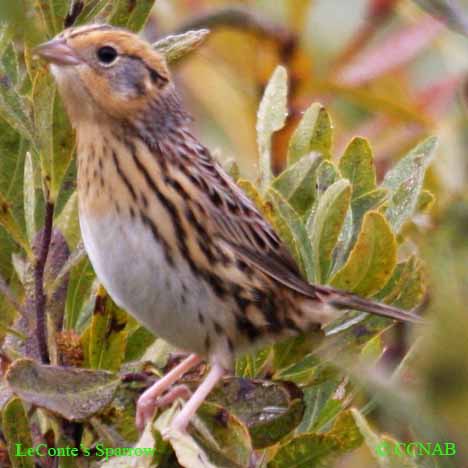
0,2,447,468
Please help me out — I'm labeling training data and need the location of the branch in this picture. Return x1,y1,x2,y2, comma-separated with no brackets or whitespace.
34,201,54,364
174,6,298,62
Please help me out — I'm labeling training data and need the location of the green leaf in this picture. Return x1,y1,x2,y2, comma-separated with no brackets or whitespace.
267,188,314,280
382,136,437,232
297,369,342,433
209,378,304,449
315,160,339,197
269,409,363,467
327,410,363,452
351,188,388,233
2,397,34,468
308,179,351,283
86,289,128,372
295,364,343,433
339,137,376,200
235,345,272,378
377,256,425,310
6,358,120,420
268,432,338,468
153,29,211,64
331,211,396,297
32,70,55,191
108,0,154,32
334,188,388,268
0,52,34,141
73,0,113,25
0,191,32,258
275,354,323,386
192,402,252,467
23,152,36,243
124,324,155,362
273,152,322,215
37,0,69,36
64,256,95,330
287,103,332,165
273,332,324,371
257,66,288,191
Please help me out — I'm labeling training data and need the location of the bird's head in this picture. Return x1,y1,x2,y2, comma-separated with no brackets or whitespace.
35,24,172,125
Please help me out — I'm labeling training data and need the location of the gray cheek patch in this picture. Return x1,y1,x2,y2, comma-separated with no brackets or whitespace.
110,57,148,98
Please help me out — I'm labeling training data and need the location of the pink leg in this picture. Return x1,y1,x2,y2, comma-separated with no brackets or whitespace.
136,353,201,431
170,362,225,433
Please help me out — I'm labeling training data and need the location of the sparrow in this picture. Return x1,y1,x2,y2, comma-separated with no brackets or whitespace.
35,24,421,434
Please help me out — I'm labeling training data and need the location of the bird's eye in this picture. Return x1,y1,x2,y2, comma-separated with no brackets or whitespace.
97,46,118,65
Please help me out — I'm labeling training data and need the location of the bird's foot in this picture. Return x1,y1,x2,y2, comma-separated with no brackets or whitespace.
135,354,201,432
136,384,192,432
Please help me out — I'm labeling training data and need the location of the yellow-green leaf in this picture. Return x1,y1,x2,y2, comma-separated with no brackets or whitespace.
328,410,363,451
339,137,376,200
287,103,332,165
308,179,351,283
2,397,34,468
87,289,128,371
377,256,425,310
331,211,396,296
257,66,288,191
273,152,322,215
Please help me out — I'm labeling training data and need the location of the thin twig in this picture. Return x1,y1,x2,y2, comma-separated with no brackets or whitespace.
34,201,54,364
0,274,26,317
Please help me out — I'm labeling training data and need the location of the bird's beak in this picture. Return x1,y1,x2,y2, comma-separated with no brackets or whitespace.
34,39,82,66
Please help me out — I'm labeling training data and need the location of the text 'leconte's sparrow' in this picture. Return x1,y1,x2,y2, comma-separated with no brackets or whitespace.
35,24,421,434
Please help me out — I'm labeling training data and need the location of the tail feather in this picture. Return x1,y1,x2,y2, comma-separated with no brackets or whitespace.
314,286,424,324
